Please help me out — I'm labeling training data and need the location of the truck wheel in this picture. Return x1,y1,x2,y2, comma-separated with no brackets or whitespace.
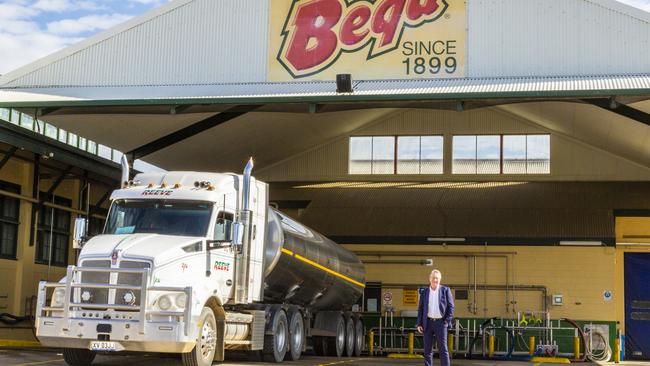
344,316,355,357
326,315,345,357
63,348,96,366
263,309,288,362
285,310,304,361
353,317,364,357
182,307,217,366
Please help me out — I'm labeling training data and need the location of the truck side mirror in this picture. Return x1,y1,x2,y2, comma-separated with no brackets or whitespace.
73,217,87,249
232,221,244,247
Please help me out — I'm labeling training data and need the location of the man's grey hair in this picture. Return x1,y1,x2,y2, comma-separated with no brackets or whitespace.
429,269,442,278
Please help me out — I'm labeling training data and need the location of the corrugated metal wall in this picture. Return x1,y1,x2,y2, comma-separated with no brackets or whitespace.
4,0,269,87
468,0,650,77
3,0,649,87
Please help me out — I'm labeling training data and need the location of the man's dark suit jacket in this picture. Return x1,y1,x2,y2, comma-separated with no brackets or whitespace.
416,286,455,332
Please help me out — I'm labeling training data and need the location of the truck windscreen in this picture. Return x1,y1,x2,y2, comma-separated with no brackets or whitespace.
104,200,213,237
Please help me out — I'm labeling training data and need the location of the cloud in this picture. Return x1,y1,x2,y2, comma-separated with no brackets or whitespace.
617,0,650,11
47,13,133,35
33,0,103,12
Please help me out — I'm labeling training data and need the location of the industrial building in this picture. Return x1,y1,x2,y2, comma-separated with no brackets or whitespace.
1,0,650,361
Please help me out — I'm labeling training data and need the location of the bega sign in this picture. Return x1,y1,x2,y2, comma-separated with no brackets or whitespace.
268,0,466,81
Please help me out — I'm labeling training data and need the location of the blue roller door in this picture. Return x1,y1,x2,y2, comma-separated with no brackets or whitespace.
625,253,650,359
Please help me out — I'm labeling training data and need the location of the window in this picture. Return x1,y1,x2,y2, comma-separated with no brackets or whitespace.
36,195,71,267
349,136,395,174
350,136,442,175
397,136,443,174
104,199,213,237
20,114,34,131
454,134,550,175
214,212,234,241
0,181,20,259
0,108,10,121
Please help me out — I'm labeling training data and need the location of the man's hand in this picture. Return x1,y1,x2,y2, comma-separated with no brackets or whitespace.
416,325,423,333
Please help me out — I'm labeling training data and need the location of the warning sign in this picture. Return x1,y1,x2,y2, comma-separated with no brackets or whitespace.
403,289,418,306
383,291,393,306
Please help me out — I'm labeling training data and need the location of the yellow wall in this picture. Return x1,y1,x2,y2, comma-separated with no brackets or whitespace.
344,244,617,321
0,156,109,317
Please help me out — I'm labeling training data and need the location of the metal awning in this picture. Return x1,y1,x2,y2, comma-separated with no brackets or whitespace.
2,74,650,110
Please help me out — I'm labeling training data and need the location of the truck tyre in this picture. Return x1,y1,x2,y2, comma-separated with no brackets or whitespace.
63,348,96,366
344,316,355,357
353,317,364,357
326,315,345,357
182,307,217,366
285,309,304,361
263,309,288,362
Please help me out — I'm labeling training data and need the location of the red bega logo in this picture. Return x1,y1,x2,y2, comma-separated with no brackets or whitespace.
277,0,449,78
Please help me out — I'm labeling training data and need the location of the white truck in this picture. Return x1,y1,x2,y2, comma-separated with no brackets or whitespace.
35,159,365,366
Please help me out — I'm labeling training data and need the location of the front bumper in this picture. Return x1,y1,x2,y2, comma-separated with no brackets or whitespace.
35,265,194,353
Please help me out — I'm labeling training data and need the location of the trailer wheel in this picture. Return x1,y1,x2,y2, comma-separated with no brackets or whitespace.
353,317,364,357
344,316,355,357
326,315,345,357
63,348,95,366
285,310,304,361
182,306,217,366
263,309,288,362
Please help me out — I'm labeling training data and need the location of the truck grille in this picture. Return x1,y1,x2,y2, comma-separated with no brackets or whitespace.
79,260,110,306
116,261,150,307
78,259,150,310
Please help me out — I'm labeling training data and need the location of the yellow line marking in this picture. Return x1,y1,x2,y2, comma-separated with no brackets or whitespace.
11,359,63,366
317,358,369,366
281,248,365,288
0,340,41,347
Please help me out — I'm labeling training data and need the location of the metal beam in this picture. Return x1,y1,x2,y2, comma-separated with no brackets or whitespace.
0,146,18,171
126,105,260,160
95,189,112,208
46,165,73,196
585,98,650,126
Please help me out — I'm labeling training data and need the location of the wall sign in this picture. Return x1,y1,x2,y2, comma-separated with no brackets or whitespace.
269,0,467,81
403,288,418,305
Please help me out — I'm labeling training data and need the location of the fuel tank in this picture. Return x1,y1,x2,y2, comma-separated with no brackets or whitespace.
262,209,365,311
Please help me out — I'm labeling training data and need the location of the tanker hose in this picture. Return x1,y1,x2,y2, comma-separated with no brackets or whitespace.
562,318,587,362
467,317,498,359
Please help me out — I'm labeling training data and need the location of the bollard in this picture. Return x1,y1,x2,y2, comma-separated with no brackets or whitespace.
408,332,414,355
574,329,580,360
448,334,454,358
368,330,374,356
529,336,535,356
614,330,621,363
488,335,495,358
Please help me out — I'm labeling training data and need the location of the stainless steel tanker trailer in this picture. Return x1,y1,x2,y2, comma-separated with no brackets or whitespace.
34,159,365,366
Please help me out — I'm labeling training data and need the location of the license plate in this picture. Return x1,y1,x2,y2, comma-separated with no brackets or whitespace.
89,341,118,351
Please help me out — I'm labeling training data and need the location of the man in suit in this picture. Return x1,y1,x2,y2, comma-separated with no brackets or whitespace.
416,269,454,366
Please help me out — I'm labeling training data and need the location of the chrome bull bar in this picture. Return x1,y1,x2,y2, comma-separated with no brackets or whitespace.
36,265,192,336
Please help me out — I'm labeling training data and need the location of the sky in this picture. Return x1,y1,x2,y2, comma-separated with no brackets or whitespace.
0,0,649,75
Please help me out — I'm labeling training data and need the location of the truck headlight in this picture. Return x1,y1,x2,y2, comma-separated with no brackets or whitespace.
51,288,66,308
175,293,187,309
157,295,172,311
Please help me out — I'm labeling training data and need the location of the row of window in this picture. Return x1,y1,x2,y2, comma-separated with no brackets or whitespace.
349,135,550,175
0,180,82,267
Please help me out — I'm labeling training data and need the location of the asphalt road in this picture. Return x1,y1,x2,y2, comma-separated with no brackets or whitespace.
0,348,638,366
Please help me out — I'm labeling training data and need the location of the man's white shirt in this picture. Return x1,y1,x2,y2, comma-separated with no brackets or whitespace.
427,286,442,319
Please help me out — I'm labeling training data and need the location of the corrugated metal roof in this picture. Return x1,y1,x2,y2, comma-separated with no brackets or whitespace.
1,74,650,108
